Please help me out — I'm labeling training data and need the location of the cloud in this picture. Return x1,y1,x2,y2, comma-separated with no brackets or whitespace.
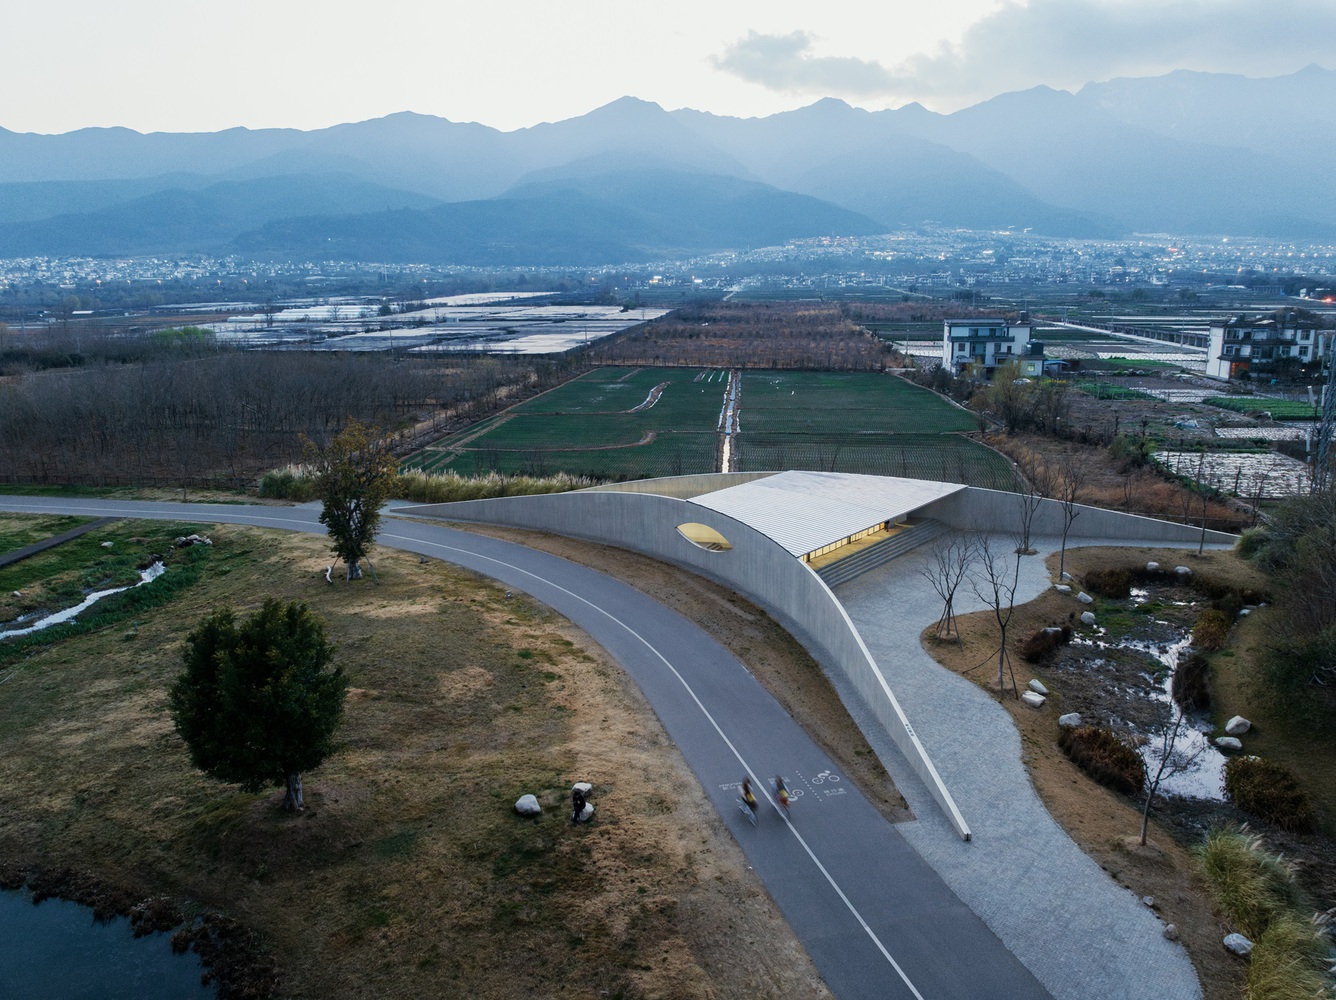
716,2,1336,108
711,30,896,97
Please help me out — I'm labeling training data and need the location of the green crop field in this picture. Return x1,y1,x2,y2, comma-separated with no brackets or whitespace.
1204,397,1317,420
407,367,1016,489
740,371,977,435
1075,382,1158,400
735,433,1020,490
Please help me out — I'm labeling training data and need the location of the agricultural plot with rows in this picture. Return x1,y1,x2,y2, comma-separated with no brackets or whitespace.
407,367,1020,489
1203,397,1319,420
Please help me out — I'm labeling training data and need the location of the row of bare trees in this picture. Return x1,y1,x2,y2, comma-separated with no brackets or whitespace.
0,351,561,487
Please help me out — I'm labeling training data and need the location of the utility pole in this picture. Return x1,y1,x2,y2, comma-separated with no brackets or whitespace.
1314,331,1336,493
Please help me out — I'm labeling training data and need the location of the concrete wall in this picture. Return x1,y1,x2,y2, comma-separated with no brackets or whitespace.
402,488,975,841
925,487,1239,546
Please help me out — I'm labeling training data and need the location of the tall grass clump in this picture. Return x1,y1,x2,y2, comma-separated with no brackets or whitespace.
1196,827,1303,939
393,470,597,503
258,465,317,502
1057,726,1146,796
1196,828,1333,1000
1244,916,1332,1000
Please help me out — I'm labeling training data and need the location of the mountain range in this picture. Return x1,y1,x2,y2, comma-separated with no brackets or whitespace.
1,65,1333,265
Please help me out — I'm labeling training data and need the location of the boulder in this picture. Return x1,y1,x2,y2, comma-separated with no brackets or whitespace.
1060,571,1075,581
1077,592,1094,604
575,802,595,823
1146,562,1160,572
1080,611,1097,626
1214,737,1243,751
1175,565,1192,577
1054,584,1073,594
101,541,114,548
572,781,593,796
1028,679,1049,696
1225,716,1251,736
1141,895,1155,908
1022,691,1046,708
1058,713,1082,728
1223,933,1253,957
514,794,542,816
1164,923,1180,941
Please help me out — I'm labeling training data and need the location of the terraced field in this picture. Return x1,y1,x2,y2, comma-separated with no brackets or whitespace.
406,367,1020,489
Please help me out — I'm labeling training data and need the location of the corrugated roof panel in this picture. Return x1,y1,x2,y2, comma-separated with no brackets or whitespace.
689,471,965,556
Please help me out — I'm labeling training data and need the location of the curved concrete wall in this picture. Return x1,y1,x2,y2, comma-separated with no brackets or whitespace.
925,487,1239,545
402,488,974,841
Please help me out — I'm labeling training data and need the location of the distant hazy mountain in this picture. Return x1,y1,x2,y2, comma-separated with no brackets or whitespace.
0,174,440,256
1,65,1332,261
234,168,884,265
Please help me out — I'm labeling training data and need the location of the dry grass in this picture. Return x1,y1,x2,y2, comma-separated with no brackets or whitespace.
0,522,829,999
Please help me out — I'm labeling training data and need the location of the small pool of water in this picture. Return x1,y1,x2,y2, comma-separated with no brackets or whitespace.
0,890,214,999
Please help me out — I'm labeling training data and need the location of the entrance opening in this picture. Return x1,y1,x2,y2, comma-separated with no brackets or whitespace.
676,523,733,552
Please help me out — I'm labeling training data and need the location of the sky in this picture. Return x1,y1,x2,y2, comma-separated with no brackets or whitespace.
4,0,1334,135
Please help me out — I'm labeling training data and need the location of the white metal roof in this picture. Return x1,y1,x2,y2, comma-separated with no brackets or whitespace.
688,471,965,556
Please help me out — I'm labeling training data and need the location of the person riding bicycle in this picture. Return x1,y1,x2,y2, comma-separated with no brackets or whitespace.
741,777,758,814
773,775,790,811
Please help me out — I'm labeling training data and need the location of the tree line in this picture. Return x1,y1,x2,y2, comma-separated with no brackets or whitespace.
0,347,582,487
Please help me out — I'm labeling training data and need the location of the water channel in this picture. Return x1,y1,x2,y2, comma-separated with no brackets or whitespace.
0,562,165,640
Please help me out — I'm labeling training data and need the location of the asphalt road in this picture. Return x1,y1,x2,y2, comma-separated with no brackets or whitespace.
0,497,1051,1000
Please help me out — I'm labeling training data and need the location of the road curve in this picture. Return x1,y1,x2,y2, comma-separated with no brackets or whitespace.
0,497,1050,1000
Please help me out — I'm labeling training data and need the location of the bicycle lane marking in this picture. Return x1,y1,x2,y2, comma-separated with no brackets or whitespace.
381,529,927,1000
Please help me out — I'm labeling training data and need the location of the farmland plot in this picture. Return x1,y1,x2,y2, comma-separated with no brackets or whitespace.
740,371,976,435
736,433,1021,490
1156,449,1312,498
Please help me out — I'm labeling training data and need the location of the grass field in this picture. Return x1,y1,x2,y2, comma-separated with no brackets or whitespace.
1075,382,1159,400
406,367,1015,489
0,519,815,1000
1204,397,1318,420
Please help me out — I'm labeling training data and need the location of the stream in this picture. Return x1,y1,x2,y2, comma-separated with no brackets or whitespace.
0,562,165,640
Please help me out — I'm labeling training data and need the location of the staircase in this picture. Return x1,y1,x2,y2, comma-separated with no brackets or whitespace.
814,520,949,588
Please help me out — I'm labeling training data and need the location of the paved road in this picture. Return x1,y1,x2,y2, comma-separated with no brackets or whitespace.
0,497,1051,1000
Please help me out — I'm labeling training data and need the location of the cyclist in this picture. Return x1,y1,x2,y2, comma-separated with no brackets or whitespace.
774,776,790,812
741,777,758,816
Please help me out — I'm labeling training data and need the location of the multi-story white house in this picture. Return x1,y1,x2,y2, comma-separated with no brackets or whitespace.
1206,310,1331,381
941,315,1032,375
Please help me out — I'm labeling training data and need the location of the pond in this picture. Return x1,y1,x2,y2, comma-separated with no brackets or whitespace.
0,890,214,999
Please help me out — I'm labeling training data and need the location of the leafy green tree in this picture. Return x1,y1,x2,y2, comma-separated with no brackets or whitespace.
306,420,397,580
169,599,347,810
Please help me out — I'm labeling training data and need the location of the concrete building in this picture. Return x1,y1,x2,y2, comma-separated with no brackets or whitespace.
942,315,1032,375
1206,309,1331,381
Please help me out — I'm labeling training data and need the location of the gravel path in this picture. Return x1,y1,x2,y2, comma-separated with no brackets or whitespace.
833,534,1221,1000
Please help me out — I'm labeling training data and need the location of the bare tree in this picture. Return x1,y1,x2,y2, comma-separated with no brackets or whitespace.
1139,708,1207,845
921,534,978,641
971,535,1022,699
1056,448,1090,579
1014,478,1045,556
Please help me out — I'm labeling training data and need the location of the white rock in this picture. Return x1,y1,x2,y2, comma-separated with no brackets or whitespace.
1146,562,1160,571
1215,737,1243,751
1028,679,1049,696
1022,691,1046,708
1077,591,1094,604
1080,611,1097,626
1223,933,1253,956
514,794,542,816
1175,565,1192,576
1225,716,1251,736
1054,584,1073,594
1238,608,1251,616
576,802,595,823
101,541,114,548
573,781,592,795
1058,713,1082,728
1142,895,1155,908
1061,571,1075,581
1164,923,1180,941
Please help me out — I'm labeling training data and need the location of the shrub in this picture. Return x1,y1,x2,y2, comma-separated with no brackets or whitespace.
1171,652,1211,711
1058,726,1146,796
1020,625,1071,663
1084,567,1133,598
1235,526,1272,561
1224,758,1318,834
1192,609,1233,652
1245,916,1332,1000
258,466,316,501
